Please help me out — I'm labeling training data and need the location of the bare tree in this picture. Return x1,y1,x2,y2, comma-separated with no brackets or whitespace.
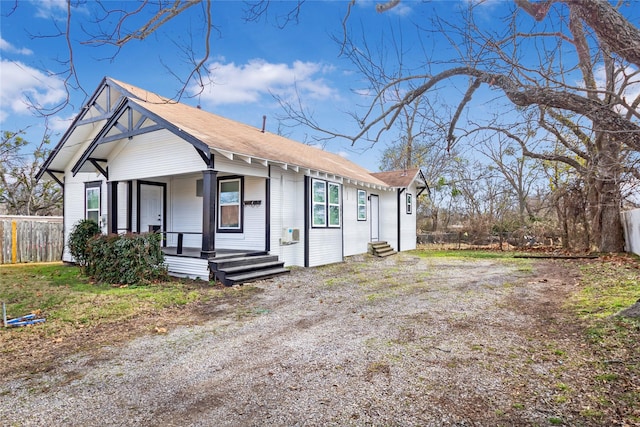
5,0,639,250
0,131,62,216
471,130,544,224
288,0,639,252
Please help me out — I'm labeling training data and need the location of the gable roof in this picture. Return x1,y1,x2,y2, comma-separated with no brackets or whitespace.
371,168,423,187
107,78,386,186
40,77,423,190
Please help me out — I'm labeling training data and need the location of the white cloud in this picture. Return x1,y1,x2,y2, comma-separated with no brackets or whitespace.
49,113,75,134
0,59,67,122
30,0,68,19
356,0,412,17
195,58,338,106
0,38,33,55
593,64,640,115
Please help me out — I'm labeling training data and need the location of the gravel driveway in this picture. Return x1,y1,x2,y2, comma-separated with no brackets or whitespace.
2,253,591,426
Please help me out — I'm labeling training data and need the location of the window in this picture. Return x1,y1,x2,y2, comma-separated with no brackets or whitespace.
85,182,101,224
328,183,341,227
311,179,341,228
357,189,367,221
311,179,326,227
406,192,413,214
218,178,242,231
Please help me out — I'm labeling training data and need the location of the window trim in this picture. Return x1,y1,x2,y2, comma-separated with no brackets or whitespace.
357,189,367,221
406,192,413,215
311,178,342,228
311,179,327,228
217,176,244,233
85,181,102,225
328,182,341,228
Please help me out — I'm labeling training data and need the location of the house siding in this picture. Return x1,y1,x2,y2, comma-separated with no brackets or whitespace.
400,182,418,251
164,255,209,280
167,174,202,248
215,175,265,251
115,181,129,233
306,176,344,267
343,184,371,256
108,130,205,181
62,173,108,262
378,190,399,250
269,169,305,267
308,227,343,267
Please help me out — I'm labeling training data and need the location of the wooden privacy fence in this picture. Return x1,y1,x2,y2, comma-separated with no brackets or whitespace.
0,216,64,264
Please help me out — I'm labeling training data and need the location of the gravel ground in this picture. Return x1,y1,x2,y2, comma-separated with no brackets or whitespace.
1,253,596,426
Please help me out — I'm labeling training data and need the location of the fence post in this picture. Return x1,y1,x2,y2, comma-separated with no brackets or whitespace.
11,220,17,264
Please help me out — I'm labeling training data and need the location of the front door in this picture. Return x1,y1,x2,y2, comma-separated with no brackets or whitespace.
370,194,379,241
139,182,164,234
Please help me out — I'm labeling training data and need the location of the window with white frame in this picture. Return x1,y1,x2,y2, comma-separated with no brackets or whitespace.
311,179,326,227
406,192,413,214
311,179,341,228
328,182,341,227
218,177,242,231
85,182,101,224
357,189,367,221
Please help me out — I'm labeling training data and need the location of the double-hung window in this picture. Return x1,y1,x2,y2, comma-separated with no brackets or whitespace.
218,177,242,231
357,189,367,221
85,182,101,224
406,192,413,214
328,183,340,227
312,179,327,227
311,179,341,228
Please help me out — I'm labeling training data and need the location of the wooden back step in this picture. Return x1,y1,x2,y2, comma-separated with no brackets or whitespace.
369,241,397,257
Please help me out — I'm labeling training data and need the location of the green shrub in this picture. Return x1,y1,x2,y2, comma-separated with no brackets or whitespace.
86,232,168,285
68,219,101,269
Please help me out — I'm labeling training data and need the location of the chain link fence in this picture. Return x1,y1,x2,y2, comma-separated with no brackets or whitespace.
417,230,559,250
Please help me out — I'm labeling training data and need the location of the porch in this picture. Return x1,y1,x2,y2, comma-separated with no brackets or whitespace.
161,244,289,286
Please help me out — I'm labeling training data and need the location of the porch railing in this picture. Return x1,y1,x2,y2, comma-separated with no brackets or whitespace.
159,231,202,254
116,229,202,255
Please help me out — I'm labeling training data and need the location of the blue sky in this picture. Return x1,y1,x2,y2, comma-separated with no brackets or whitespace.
2,0,638,173
0,0,486,171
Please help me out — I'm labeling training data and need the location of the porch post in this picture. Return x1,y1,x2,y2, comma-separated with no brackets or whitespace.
201,169,217,258
107,181,118,234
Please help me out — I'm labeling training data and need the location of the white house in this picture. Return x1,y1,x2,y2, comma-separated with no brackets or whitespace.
37,77,426,284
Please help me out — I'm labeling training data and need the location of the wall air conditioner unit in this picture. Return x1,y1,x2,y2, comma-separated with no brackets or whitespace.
281,227,300,244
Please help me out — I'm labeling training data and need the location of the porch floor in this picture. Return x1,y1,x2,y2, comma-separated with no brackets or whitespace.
162,247,266,260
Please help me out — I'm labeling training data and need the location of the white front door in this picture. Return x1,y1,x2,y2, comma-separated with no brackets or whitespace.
140,183,164,233
370,194,379,241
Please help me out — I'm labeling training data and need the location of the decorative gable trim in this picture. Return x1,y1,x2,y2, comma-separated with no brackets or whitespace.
71,98,212,176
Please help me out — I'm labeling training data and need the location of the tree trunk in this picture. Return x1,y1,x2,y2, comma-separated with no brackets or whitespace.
595,135,624,252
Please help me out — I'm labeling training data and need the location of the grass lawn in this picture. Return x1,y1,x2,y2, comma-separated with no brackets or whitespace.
0,262,259,376
0,263,218,328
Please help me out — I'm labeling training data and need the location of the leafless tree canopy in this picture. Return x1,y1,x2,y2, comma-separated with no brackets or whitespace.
5,0,639,251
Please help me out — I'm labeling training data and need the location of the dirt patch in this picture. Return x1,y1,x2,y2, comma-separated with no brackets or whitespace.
1,254,638,426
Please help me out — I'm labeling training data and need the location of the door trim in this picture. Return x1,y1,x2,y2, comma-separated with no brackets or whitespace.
370,194,379,242
136,180,167,244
